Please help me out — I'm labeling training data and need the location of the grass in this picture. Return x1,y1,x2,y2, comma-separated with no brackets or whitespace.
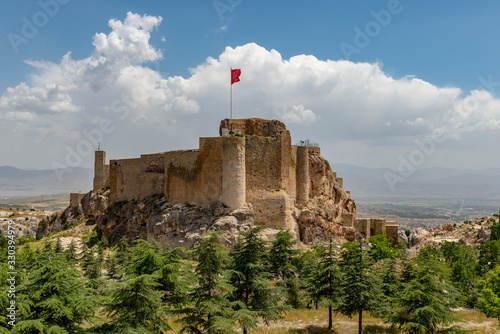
251,308,500,334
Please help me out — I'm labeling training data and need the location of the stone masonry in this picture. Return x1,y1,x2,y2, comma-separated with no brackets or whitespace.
90,118,398,244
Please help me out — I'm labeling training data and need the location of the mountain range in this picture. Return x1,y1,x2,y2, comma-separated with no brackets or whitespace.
0,166,93,197
332,163,500,202
0,164,499,204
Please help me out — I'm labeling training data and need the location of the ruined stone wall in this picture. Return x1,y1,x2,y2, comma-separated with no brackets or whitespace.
245,135,283,193
165,138,223,206
288,146,297,202
220,118,288,137
250,190,295,229
110,158,143,202
93,151,110,190
109,153,165,203
295,145,309,205
70,193,86,208
386,221,398,246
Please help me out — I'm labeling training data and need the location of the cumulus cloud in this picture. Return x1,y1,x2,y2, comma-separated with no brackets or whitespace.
0,12,499,170
274,105,317,125
93,12,163,64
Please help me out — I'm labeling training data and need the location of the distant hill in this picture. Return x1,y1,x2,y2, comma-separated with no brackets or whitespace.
0,166,93,196
332,163,500,201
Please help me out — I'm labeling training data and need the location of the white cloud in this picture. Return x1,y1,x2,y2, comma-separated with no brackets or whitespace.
274,105,317,125
0,13,499,170
92,12,163,65
405,117,425,126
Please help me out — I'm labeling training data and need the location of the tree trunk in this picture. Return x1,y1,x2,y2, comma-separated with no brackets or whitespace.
358,310,362,334
243,329,247,334
328,305,333,330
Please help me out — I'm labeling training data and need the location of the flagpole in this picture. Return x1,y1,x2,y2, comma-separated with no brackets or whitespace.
230,67,233,133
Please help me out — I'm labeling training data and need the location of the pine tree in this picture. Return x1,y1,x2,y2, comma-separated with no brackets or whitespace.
229,227,289,334
102,274,169,333
65,239,78,263
158,246,191,308
115,236,131,273
477,264,500,323
106,254,119,280
269,228,298,281
490,220,500,241
128,239,163,276
269,228,303,309
54,238,63,253
441,241,479,306
297,247,322,309
372,258,403,319
478,239,500,274
336,240,381,334
15,254,94,333
307,237,342,330
385,246,465,334
178,231,237,334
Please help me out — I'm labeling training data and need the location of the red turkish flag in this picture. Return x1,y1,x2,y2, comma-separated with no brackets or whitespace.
231,69,241,84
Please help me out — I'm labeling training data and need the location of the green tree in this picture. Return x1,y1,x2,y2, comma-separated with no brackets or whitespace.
269,228,297,281
477,265,500,323
115,236,131,273
158,246,191,308
368,233,400,262
106,254,119,280
101,274,169,333
479,240,500,274
15,254,94,333
490,220,500,241
441,241,479,307
337,240,380,334
297,247,323,309
54,238,63,253
307,238,341,330
373,258,403,318
269,228,302,309
385,246,465,334
65,240,78,263
128,239,163,276
178,231,237,334
229,227,289,334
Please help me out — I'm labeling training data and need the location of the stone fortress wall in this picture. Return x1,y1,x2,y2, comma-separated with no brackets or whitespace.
88,118,398,245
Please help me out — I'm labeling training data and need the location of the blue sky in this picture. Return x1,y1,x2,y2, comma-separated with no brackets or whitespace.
2,1,500,92
1,0,499,173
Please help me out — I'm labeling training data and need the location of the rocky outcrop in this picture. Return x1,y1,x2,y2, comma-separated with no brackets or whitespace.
36,205,82,239
409,228,430,247
0,218,39,240
38,190,257,250
295,154,356,244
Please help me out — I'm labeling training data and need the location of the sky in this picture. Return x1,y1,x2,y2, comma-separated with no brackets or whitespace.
0,0,499,174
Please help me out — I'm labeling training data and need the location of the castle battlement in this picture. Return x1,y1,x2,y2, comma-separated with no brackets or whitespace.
92,118,398,244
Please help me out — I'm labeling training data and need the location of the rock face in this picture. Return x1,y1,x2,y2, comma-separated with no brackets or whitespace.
39,190,256,250
295,154,356,244
37,205,81,239
409,228,429,247
0,218,39,240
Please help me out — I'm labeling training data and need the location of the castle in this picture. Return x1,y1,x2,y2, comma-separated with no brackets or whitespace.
73,118,397,244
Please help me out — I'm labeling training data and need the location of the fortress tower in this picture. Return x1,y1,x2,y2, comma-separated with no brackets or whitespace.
92,118,398,244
